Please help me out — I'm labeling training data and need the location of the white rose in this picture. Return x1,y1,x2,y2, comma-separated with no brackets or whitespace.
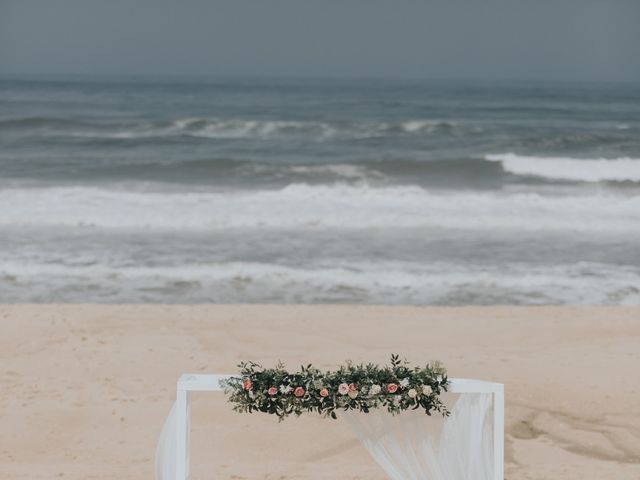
408,388,417,398
399,378,410,388
348,390,358,399
279,385,292,394
338,383,350,395
370,384,382,395
422,385,433,395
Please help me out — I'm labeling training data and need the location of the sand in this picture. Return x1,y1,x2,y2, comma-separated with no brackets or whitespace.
1,305,639,479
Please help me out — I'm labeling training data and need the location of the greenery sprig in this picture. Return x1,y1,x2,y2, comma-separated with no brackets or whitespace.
222,355,449,421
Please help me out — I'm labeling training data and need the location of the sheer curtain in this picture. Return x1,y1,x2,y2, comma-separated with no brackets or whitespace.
155,393,493,480
155,401,191,480
342,393,494,480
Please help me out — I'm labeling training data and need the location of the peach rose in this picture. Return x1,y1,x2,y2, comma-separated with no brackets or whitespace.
268,387,278,396
348,383,357,392
294,386,305,397
243,379,253,391
387,383,398,393
319,388,329,397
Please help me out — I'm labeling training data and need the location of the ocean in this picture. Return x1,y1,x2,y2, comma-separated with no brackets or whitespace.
1,75,639,304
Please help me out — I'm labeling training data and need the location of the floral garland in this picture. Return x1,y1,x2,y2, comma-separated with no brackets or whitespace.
222,355,449,420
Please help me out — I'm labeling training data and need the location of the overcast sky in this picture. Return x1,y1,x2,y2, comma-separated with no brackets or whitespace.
1,0,639,82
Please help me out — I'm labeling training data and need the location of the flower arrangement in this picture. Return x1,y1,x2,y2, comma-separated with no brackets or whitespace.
222,355,449,421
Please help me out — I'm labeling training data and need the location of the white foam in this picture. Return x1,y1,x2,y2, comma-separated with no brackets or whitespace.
1,259,638,305
191,119,335,139
52,117,465,140
56,118,336,140
0,184,638,232
400,120,453,133
486,153,640,182
278,164,383,180
167,118,455,139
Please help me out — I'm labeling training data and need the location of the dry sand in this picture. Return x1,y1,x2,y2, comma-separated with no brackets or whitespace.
1,305,639,479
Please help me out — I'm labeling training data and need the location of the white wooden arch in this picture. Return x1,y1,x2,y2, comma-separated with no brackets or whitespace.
171,374,504,480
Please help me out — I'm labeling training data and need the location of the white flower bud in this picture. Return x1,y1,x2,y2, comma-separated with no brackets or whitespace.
279,385,292,394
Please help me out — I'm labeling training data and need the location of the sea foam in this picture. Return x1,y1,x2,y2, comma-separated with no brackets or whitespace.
1,259,638,305
0,184,638,232
0,116,468,140
486,153,640,182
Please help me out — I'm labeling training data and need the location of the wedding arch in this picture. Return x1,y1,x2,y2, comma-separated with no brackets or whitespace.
156,374,504,480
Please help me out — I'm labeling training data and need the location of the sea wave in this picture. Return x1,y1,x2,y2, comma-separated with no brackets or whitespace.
0,117,85,129
0,184,638,232
1,259,638,304
0,116,469,140
243,163,384,182
486,153,640,182
519,132,628,149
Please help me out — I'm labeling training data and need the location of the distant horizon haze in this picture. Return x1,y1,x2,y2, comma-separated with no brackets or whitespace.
2,72,639,87
1,0,639,82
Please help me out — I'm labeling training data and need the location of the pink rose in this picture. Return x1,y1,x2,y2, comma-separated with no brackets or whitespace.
387,383,398,393
294,386,305,397
348,383,357,392
338,383,349,395
243,379,253,391
319,388,329,397
268,387,278,396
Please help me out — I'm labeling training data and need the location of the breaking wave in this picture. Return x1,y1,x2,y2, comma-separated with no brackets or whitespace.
486,153,640,182
1,183,638,232
0,116,470,140
1,259,638,304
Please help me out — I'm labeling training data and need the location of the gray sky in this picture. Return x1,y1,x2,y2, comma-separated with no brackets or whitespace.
1,0,639,82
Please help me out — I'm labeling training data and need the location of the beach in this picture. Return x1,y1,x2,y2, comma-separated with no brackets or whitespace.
2,4,640,479
1,304,638,479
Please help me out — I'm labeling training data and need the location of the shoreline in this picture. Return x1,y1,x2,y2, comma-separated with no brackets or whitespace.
1,305,639,479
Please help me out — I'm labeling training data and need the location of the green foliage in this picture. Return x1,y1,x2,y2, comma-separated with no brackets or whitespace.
221,355,450,421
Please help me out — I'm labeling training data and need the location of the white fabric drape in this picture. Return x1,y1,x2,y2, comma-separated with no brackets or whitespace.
342,393,494,480
155,393,493,480
155,400,191,480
